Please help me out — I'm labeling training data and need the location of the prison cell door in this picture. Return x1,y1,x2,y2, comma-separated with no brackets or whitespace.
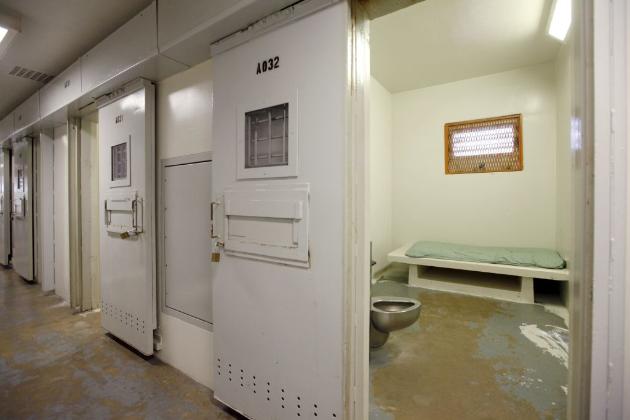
98,81,156,355
211,3,348,418
11,139,34,281
0,148,11,265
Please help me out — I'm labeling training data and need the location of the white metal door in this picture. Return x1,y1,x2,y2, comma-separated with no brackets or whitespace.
163,159,214,325
39,131,55,292
211,3,348,419
0,148,11,266
11,138,34,281
98,80,156,355
53,125,70,302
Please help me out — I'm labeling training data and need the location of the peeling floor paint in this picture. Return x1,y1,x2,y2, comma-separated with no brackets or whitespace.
370,267,568,420
519,324,569,368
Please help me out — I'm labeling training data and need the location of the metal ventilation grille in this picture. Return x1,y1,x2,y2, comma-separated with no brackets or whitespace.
8,66,54,84
245,103,289,169
445,114,523,174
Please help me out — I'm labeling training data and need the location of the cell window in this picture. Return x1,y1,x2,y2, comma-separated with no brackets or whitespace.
245,103,289,169
444,114,522,174
111,142,128,181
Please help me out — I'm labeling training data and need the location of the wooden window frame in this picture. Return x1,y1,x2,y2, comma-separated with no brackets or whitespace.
444,114,523,175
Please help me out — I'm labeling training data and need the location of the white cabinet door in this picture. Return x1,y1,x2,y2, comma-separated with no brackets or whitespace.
163,159,214,325
40,61,82,118
98,82,156,355
13,93,40,133
81,3,156,93
11,139,34,281
211,3,347,418
0,148,11,265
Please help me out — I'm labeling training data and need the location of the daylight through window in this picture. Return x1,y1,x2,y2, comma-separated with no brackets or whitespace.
444,114,522,174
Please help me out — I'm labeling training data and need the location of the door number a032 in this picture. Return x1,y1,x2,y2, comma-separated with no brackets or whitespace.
256,56,279,75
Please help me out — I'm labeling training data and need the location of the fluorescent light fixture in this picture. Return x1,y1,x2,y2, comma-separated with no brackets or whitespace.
548,0,571,41
0,26,7,43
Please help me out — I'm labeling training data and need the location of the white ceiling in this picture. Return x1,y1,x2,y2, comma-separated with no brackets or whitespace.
370,0,561,93
0,0,153,119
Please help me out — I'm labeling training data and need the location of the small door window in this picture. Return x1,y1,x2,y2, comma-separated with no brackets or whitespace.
244,103,289,169
111,143,128,181
17,169,24,191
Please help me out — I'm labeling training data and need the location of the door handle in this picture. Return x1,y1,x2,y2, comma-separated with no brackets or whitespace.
210,201,220,239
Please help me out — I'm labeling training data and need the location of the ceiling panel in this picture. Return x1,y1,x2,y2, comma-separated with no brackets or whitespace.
371,0,562,93
0,0,153,118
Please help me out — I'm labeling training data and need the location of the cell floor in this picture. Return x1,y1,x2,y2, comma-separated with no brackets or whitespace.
370,267,568,420
0,261,568,420
0,266,238,419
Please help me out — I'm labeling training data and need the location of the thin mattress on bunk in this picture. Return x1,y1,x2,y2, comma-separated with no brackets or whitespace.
404,241,566,269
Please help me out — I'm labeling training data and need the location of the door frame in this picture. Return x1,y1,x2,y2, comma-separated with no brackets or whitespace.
157,151,214,331
68,118,83,311
588,0,629,418
345,1,370,418
344,0,626,419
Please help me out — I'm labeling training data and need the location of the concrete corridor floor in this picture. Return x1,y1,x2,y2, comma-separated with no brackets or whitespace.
370,268,569,420
0,266,238,419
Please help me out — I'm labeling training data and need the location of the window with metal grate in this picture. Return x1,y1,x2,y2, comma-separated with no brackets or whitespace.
444,114,523,174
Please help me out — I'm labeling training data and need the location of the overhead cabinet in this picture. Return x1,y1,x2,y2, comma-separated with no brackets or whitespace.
13,92,40,133
81,2,157,94
39,60,81,119
0,113,13,141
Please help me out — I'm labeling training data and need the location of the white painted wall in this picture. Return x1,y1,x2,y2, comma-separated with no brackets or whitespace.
53,125,70,303
391,62,558,249
369,77,393,274
155,58,214,389
555,38,574,264
157,59,213,160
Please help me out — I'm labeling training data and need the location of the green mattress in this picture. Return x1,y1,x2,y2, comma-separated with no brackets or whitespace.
405,241,566,269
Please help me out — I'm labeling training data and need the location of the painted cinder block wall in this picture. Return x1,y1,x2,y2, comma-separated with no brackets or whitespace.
370,60,573,260
392,62,558,249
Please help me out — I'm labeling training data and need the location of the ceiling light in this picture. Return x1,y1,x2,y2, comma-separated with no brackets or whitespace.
548,0,571,41
0,26,7,43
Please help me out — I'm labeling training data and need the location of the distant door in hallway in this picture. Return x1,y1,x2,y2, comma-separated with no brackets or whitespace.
53,125,70,302
11,138,34,281
98,81,156,355
0,148,11,266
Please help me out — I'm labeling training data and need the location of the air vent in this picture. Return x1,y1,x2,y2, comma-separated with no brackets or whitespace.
8,66,54,84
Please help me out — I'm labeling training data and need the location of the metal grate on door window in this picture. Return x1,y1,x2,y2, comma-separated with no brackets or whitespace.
245,103,289,169
111,142,128,181
444,114,522,174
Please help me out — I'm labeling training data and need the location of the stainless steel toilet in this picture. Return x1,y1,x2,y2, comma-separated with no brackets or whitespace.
370,296,422,348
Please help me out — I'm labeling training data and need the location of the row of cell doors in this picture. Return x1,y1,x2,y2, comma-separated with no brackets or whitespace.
0,127,70,302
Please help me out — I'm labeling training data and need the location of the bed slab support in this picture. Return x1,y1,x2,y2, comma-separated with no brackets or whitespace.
408,265,535,304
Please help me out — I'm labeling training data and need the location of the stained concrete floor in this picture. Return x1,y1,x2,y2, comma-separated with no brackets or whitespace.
370,267,569,420
0,266,239,419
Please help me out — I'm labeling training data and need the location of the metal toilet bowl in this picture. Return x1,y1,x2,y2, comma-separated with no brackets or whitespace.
370,296,422,348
